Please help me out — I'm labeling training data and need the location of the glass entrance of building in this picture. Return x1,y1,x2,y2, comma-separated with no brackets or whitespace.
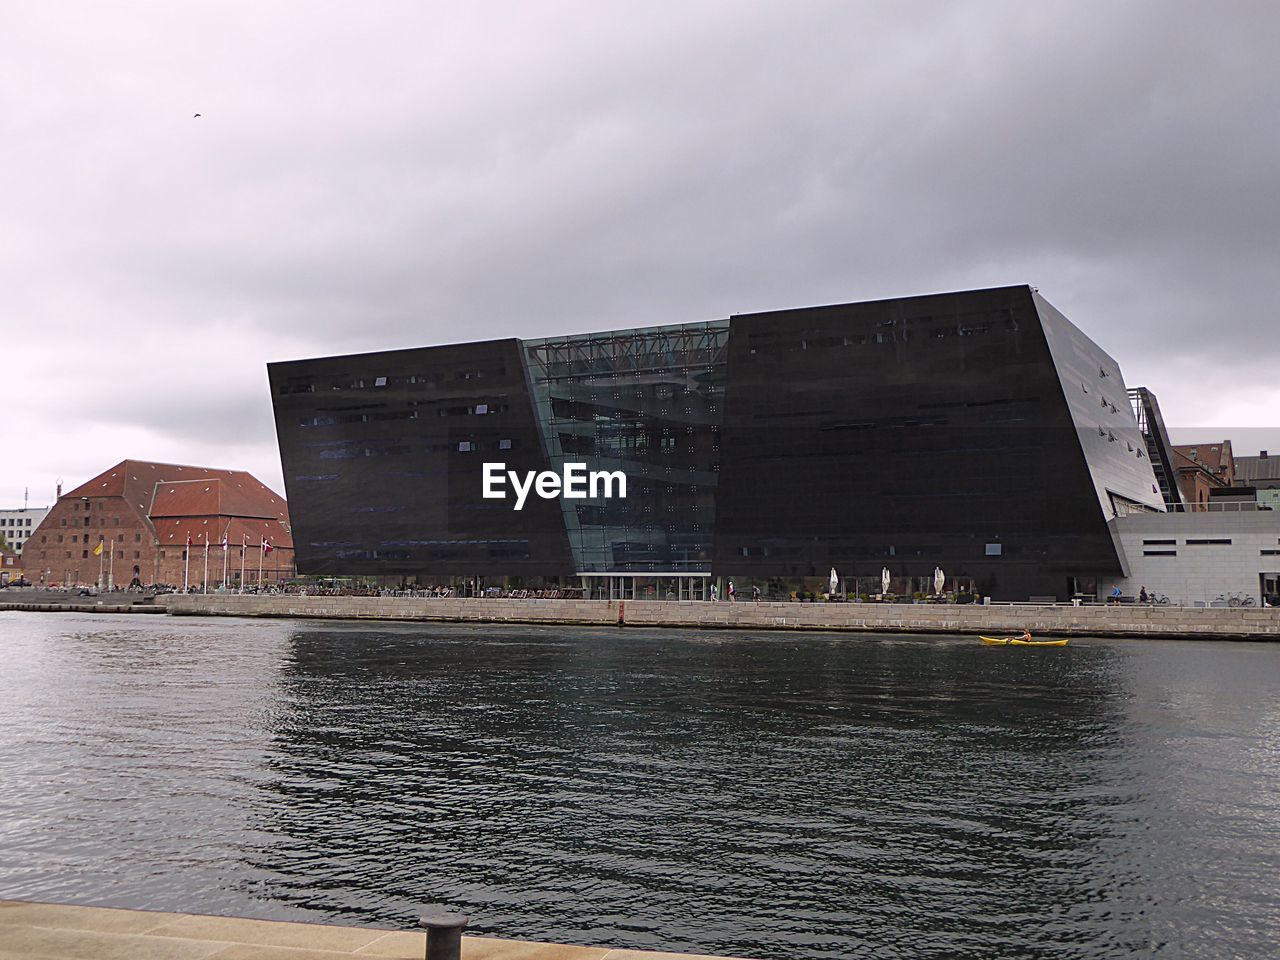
579,573,710,601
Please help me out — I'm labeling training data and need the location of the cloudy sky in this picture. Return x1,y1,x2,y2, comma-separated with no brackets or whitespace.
3,1,1278,506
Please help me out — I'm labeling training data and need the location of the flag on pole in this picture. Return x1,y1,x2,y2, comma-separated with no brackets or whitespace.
93,541,103,557
221,532,228,552
264,538,273,555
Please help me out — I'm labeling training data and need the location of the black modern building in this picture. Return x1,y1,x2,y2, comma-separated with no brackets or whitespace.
268,286,1166,600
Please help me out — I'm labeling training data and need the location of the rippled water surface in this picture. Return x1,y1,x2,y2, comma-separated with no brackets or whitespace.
2,613,1279,958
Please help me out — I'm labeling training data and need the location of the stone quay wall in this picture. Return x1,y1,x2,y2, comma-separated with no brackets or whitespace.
160,595,1280,640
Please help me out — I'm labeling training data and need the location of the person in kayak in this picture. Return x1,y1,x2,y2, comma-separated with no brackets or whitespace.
1019,628,1032,642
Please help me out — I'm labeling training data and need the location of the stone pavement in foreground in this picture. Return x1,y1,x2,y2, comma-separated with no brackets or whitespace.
0,901,756,960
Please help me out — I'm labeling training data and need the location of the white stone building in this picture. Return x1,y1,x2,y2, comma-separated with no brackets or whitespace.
0,505,50,557
1101,511,1280,605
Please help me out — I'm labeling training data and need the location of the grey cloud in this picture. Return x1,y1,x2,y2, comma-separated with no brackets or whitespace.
3,1,1279,505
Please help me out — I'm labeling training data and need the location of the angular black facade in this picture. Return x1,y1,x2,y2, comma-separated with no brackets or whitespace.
269,339,574,577
268,286,1165,599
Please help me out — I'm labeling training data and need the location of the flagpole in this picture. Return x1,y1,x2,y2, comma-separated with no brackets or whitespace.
258,535,264,589
221,525,229,591
203,535,209,594
109,546,114,592
97,539,104,590
239,534,247,593
184,536,190,592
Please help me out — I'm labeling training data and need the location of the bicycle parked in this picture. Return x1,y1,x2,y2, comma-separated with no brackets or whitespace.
1214,592,1256,607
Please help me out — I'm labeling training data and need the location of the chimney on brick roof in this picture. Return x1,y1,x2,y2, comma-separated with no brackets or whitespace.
1261,450,1269,459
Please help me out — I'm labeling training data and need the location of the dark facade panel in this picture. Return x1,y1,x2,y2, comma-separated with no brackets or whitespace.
711,286,1151,599
268,340,573,578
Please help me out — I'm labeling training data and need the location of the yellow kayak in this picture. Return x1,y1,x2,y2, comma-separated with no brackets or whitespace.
980,635,1069,647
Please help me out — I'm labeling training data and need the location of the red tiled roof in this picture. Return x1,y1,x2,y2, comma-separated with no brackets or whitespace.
149,476,285,521
62,459,290,533
1172,442,1234,474
1172,448,1226,485
149,480,223,518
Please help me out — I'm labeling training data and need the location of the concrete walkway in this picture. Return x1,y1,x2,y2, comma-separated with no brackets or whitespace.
0,900,752,960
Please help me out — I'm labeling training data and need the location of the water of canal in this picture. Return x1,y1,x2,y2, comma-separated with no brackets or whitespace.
1,613,1277,959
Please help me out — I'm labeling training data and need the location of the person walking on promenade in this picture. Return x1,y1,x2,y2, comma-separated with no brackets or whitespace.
710,583,719,602
752,584,761,602
1139,586,1149,604
727,580,736,602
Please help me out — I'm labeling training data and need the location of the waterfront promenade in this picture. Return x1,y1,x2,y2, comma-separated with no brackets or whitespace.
158,594,1280,639
0,900,751,960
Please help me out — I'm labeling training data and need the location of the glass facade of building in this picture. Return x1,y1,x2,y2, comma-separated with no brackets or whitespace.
523,323,729,573
269,286,1167,600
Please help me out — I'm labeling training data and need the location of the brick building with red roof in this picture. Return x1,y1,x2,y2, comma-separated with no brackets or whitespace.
1171,447,1229,511
22,460,294,588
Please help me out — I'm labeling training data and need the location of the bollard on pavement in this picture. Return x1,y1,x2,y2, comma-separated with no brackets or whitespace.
418,909,469,960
